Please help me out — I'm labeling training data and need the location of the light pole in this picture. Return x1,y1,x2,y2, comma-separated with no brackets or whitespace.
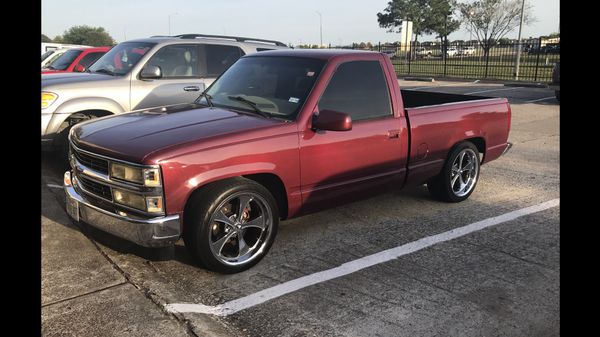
315,11,322,47
168,12,178,35
514,0,525,80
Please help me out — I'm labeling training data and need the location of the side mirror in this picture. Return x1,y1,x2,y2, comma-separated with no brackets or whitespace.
74,64,86,72
312,109,352,132
140,65,162,79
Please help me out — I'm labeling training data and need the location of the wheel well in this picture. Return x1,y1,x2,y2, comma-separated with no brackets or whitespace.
68,109,113,122
242,173,288,219
460,137,486,162
183,174,289,230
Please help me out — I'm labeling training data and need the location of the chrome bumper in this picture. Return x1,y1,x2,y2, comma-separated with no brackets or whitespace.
63,171,181,247
502,142,513,156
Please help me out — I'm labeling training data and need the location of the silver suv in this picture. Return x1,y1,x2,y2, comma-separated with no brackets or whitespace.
42,34,288,153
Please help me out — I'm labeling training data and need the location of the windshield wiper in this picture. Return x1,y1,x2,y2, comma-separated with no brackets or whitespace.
197,91,213,107
93,68,116,76
227,95,270,118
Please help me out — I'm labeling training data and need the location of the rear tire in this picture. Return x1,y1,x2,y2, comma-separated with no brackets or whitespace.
183,178,279,273
428,142,480,202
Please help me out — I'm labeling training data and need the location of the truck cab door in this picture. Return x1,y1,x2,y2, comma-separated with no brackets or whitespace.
299,59,408,212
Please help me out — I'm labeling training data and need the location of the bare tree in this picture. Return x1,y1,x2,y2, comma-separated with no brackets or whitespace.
457,0,535,57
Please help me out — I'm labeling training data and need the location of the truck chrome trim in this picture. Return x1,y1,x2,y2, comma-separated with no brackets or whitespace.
64,171,180,247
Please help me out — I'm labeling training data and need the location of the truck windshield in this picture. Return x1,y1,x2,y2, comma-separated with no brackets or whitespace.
46,49,82,70
200,56,326,120
88,42,155,76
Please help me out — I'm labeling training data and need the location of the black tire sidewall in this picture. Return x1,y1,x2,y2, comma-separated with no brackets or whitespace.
184,179,279,273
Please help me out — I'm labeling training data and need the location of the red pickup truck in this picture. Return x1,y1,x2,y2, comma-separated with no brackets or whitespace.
42,46,110,74
64,49,511,273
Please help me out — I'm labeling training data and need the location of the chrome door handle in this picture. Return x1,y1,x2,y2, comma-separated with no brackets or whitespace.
183,86,200,92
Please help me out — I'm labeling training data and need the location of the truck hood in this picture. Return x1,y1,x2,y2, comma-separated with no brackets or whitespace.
71,104,284,163
42,72,120,89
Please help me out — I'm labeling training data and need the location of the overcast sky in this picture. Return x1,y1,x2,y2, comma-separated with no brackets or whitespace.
42,0,560,45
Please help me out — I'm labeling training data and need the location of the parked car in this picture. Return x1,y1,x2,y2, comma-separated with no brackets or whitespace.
42,42,91,54
458,46,476,56
42,46,111,74
64,49,512,273
549,62,559,101
415,47,433,58
42,34,289,155
445,47,459,57
42,48,68,69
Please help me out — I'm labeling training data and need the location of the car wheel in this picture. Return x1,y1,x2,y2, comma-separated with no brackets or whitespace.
184,177,279,273
427,142,480,202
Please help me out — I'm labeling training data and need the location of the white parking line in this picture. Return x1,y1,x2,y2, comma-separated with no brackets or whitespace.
46,184,63,189
526,96,556,103
166,198,560,317
464,87,520,95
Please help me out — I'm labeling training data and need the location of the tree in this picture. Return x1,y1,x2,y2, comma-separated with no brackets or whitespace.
377,0,430,42
42,34,52,42
377,0,460,59
457,0,535,57
57,25,115,46
425,0,461,58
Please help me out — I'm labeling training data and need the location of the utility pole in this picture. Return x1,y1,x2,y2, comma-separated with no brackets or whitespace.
514,0,526,80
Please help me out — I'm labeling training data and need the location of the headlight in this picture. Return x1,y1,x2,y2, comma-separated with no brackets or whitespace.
113,189,164,213
113,189,146,210
111,163,162,187
42,92,58,109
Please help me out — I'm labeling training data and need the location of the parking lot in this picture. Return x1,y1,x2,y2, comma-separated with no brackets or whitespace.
42,80,559,337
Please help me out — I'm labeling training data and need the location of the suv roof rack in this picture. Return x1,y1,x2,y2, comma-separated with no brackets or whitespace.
173,34,287,47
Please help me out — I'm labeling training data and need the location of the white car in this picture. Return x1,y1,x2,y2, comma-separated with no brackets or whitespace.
459,46,476,56
415,47,433,57
446,47,459,57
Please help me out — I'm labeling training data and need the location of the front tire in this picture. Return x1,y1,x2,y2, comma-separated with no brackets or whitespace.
428,142,480,202
183,178,279,273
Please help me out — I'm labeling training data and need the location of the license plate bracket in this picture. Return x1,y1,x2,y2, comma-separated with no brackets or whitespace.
66,196,80,222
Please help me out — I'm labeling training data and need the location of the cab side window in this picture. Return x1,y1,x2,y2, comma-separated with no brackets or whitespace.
318,60,392,121
145,45,199,78
199,44,245,77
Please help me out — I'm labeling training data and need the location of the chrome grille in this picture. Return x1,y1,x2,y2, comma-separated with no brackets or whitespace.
72,147,109,174
78,175,113,201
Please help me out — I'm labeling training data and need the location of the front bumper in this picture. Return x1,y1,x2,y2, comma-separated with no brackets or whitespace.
63,171,181,247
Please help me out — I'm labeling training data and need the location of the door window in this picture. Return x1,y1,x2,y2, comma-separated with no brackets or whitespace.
146,45,199,78
318,60,392,121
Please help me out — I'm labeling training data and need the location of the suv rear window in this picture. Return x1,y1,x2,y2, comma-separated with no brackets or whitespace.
200,44,245,76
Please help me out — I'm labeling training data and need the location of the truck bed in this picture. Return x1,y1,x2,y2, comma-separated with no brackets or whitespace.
399,89,511,187
401,89,490,108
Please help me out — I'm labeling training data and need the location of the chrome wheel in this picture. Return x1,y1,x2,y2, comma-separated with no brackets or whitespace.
450,148,479,197
208,191,273,266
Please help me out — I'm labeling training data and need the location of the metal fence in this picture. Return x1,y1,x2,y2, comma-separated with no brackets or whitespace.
342,37,560,82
